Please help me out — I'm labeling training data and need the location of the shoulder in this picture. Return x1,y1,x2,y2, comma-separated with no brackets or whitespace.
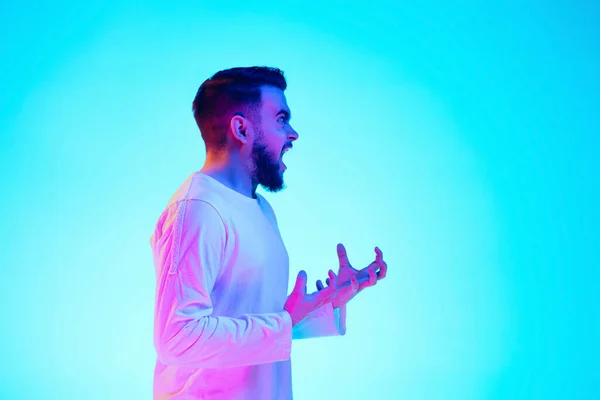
152,173,228,246
159,173,227,229
181,199,226,232
152,199,226,248
166,173,225,208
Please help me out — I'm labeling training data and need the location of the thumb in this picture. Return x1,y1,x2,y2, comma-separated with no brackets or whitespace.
293,270,308,294
337,243,350,268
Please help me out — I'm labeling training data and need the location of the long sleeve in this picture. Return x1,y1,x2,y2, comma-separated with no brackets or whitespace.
151,199,293,369
292,302,347,340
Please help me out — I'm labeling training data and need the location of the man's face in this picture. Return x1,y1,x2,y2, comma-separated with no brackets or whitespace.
250,86,298,193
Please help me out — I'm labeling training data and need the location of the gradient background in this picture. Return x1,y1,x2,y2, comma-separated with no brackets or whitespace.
1,1,598,399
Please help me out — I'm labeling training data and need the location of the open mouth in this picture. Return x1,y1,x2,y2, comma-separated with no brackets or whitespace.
280,146,291,169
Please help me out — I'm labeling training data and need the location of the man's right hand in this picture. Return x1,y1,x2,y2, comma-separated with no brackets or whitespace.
284,270,337,326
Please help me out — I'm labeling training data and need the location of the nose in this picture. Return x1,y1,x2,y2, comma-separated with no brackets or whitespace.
288,126,299,142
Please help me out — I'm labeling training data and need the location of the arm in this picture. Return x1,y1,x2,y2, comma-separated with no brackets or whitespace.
151,200,293,369
292,302,346,339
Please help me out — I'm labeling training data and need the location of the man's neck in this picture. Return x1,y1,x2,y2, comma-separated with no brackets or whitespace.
200,154,257,199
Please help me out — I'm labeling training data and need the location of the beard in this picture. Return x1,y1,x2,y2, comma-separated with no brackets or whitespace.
251,134,286,193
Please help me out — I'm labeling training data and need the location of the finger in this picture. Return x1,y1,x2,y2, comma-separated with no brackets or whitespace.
328,269,338,288
377,261,387,279
368,267,377,286
376,260,387,280
337,243,350,268
375,247,383,262
319,270,337,303
375,247,387,280
315,275,336,305
293,270,308,294
316,280,324,291
326,277,331,286
351,275,359,292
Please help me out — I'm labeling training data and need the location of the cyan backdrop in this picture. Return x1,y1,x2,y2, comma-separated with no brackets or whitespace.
1,1,598,399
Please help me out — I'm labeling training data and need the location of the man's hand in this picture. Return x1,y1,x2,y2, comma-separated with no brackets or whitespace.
284,269,338,326
316,244,388,308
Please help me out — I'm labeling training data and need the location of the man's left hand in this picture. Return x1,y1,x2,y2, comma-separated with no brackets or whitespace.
316,243,388,308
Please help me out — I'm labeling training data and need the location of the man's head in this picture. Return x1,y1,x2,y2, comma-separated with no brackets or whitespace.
192,66,298,193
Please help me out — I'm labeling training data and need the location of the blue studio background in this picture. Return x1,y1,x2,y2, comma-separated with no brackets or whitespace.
1,1,598,399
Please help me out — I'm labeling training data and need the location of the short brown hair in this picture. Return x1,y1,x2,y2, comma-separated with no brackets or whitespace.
192,66,287,150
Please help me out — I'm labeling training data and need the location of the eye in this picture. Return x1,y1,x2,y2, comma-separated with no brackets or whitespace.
277,115,288,124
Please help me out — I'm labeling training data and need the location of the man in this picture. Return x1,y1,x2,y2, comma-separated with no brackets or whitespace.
150,66,387,399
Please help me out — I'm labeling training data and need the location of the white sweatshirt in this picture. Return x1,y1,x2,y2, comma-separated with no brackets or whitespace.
150,172,346,399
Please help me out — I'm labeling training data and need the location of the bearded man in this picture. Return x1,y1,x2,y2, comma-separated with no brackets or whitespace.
150,66,388,399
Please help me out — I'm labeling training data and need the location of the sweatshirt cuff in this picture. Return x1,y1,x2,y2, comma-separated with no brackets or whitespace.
278,310,293,359
333,303,347,336
292,302,346,340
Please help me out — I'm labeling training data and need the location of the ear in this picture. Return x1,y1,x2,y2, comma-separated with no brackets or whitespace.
229,114,249,145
